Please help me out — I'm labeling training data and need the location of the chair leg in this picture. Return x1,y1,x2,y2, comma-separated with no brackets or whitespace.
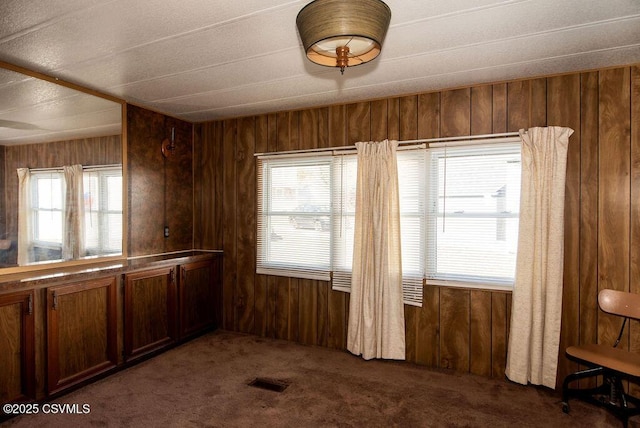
562,366,605,412
563,368,640,427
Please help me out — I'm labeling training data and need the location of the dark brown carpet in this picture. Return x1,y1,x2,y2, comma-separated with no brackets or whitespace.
3,330,620,427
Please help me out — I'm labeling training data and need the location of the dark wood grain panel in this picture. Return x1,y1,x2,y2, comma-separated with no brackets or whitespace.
222,119,238,331
0,300,21,401
491,292,508,379
124,267,176,360
347,102,371,143
530,78,547,127
471,85,493,135
440,288,470,371
416,285,439,367
598,68,631,346
47,277,117,394
492,84,507,133
630,66,640,396
547,73,582,388
0,290,35,402
418,93,440,139
507,80,530,132
370,99,388,141
441,88,470,137
578,71,600,388
399,96,418,140
180,259,217,338
236,116,256,334
127,105,192,256
470,290,492,377
327,289,346,349
404,304,417,363
388,98,400,140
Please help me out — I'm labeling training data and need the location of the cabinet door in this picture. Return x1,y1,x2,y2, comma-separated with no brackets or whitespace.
124,266,177,361
47,277,117,394
0,290,35,405
179,259,219,338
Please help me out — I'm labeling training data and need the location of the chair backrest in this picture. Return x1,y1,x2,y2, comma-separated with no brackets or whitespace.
599,289,640,320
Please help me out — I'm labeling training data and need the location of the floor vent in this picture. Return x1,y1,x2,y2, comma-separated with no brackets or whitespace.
248,377,289,393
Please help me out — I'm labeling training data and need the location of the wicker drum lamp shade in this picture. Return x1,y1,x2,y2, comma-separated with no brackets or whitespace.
296,0,391,74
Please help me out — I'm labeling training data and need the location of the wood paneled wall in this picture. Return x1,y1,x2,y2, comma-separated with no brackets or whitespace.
1,135,121,266
127,105,193,256
194,65,640,388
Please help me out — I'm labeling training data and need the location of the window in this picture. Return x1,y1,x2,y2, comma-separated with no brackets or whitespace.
23,165,123,263
31,171,64,249
83,166,123,255
257,156,332,280
257,140,522,306
426,143,521,287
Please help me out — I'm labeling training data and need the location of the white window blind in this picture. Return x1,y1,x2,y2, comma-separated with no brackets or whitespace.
31,170,64,247
83,166,123,255
257,155,332,281
426,143,521,287
256,138,521,307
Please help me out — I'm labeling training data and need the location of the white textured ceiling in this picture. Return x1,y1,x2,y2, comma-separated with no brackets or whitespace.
0,0,639,140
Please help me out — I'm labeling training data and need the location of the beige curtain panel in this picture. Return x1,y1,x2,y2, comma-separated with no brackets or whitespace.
347,139,405,361
505,126,574,389
63,164,85,261
16,168,32,266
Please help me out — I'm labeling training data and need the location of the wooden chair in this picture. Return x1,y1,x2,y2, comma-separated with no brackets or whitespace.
562,289,640,427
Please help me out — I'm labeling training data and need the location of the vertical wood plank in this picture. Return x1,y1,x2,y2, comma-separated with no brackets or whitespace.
470,290,492,377
347,102,370,144
471,85,493,135
507,80,531,132
440,288,470,371
547,74,581,388
388,98,400,140
629,66,640,396
236,116,256,334
418,93,440,139
530,78,548,127
578,71,600,388
598,68,631,347
222,119,237,331
370,100,388,141
492,84,507,133
441,88,471,137
492,292,508,379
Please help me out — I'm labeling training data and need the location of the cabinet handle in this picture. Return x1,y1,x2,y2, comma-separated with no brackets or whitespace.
52,291,58,310
171,268,176,286
27,293,33,315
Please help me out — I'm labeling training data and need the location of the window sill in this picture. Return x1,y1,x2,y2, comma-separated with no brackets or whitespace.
426,279,512,292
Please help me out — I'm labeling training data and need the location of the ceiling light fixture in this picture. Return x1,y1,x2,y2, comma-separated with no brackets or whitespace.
296,0,391,75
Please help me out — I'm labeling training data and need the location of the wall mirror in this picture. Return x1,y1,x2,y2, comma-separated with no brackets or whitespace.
0,61,125,273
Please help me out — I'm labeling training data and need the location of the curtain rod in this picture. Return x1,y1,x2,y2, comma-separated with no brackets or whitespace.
254,132,521,158
27,164,122,173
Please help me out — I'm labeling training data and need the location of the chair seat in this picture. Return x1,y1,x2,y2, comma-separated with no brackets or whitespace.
567,344,640,377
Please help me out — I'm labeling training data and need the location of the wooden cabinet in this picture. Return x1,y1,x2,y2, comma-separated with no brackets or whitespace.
0,290,35,404
124,266,177,361
178,258,219,339
46,277,117,394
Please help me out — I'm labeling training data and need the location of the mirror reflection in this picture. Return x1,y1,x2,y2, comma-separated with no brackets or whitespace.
0,65,123,268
